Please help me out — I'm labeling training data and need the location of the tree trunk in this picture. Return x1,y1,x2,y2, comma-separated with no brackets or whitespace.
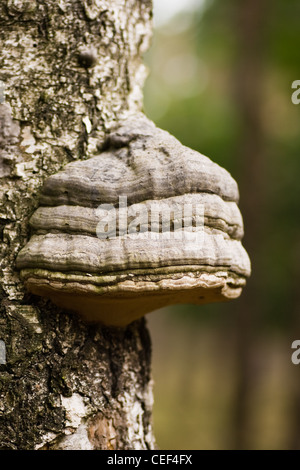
0,0,155,450
230,0,268,450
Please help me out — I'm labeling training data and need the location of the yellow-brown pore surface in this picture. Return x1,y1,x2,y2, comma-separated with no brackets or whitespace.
24,276,242,326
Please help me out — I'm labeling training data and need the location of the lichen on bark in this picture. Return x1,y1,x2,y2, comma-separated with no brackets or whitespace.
0,0,155,450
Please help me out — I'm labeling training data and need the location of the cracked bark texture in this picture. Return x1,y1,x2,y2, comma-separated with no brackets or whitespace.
0,0,155,450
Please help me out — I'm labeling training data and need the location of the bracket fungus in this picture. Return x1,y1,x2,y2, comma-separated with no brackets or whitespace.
16,114,251,326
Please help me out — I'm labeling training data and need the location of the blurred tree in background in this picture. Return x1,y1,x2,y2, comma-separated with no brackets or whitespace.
144,0,300,449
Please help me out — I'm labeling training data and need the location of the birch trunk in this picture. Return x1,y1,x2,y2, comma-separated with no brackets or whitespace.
0,0,155,450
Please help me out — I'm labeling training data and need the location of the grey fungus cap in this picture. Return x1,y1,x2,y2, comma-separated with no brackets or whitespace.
16,114,251,326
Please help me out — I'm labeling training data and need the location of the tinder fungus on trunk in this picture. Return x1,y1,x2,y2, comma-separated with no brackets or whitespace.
16,114,251,326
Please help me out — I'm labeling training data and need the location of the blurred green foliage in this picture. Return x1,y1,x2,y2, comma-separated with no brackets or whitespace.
144,0,300,330
144,0,300,450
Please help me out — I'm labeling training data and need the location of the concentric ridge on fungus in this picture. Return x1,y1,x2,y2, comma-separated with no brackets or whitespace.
16,114,251,326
